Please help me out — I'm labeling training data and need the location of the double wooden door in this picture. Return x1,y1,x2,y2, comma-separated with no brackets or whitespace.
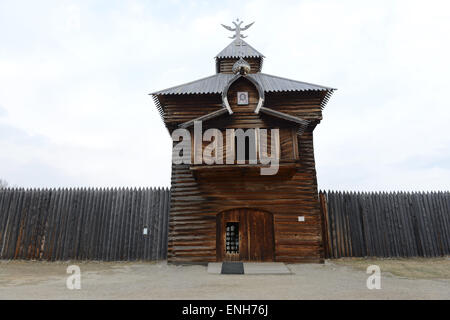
216,208,274,262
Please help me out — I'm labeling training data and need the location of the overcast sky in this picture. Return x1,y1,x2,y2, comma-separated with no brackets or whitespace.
0,0,449,191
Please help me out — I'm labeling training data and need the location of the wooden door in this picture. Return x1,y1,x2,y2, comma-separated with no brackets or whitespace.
216,208,274,262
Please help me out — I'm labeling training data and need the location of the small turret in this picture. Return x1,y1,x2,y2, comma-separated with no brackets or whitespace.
215,19,264,73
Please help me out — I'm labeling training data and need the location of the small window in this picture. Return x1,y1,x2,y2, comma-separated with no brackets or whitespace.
225,222,239,254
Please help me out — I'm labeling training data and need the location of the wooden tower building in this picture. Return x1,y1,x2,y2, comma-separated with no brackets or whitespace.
151,20,335,264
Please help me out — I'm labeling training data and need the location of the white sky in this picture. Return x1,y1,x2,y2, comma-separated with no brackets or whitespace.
0,0,449,191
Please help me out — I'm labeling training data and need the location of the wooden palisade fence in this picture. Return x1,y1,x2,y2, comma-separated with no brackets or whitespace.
320,191,450,258
0,188,170,261
1,188,449,261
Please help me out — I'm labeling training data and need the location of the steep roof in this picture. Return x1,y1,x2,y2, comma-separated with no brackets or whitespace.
250,73,334,93
151,73,230,95
215,38,264,59
151,73,334,96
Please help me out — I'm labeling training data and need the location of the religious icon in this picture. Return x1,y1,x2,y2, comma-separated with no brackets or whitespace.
237,92,249,105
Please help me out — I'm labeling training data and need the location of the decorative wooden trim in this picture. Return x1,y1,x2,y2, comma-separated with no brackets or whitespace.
259,107,309,127
179,108,228,129
222,74,265,114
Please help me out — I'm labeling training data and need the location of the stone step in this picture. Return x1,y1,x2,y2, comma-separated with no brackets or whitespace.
207,262,291,274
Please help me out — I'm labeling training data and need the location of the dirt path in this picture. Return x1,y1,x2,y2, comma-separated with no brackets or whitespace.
0,258,449,299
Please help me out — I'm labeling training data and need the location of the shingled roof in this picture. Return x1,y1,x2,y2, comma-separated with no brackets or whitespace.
215,38,264,59
151,73,334,95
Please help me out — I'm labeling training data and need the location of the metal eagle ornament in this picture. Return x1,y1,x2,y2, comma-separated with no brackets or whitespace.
221,18,255,39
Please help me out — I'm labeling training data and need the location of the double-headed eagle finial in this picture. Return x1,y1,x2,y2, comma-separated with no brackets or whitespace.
221,18,254,39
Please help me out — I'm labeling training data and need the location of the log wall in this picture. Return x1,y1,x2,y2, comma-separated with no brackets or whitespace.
216,57,262,73
167,77,324,263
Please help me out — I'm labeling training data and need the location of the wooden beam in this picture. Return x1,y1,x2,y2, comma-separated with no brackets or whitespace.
259,107,309,127
179,108,228,129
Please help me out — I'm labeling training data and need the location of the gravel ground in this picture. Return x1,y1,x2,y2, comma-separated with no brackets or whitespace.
0,258,449,300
